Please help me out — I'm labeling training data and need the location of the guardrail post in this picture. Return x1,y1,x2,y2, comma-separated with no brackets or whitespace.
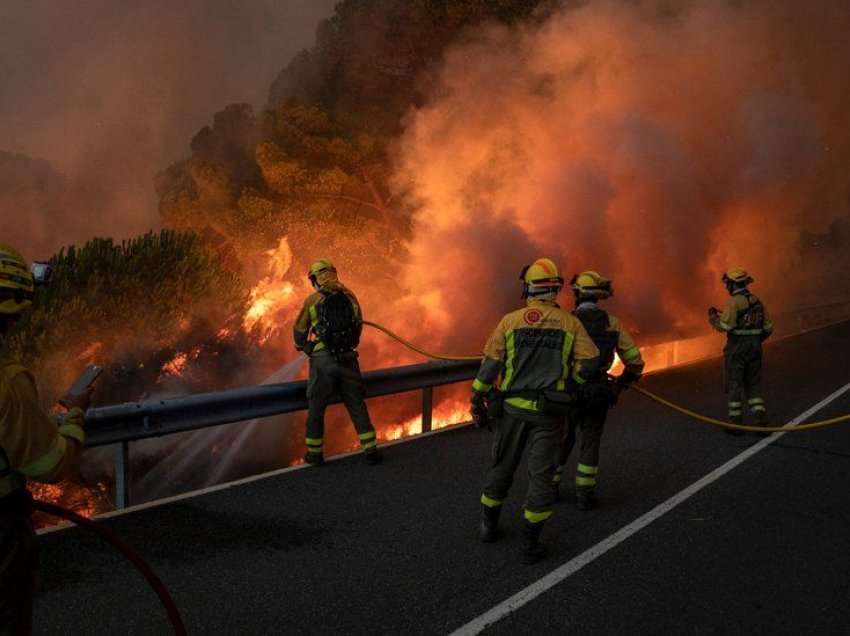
422,386,433,433
114,441,130,510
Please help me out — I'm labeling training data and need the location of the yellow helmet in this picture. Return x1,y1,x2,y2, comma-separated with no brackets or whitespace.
0,244,35,315
571,270,613,299
520,257,564,297
722,268,753,290
308,258,336,277
308,258,337,288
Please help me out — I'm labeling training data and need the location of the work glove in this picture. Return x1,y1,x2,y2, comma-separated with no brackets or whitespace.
470,392,489,429
617,370,642,388
708,306,719,319
59,386,94,412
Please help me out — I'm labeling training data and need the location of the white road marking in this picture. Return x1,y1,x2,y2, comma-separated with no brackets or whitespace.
450,380,850,636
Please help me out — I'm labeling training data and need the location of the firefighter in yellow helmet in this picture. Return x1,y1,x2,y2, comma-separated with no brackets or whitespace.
709,269,774,434
293,259,381,465
0,245,89,634
552,271,645,510
471,258,599,564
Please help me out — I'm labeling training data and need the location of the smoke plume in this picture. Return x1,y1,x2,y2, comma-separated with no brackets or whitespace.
0,0,335,258
393,0,850,344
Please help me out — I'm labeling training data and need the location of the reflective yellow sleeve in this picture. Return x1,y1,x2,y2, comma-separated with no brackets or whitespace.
1,370,85,484
610,316,645,373
293,295,317,350
762,302,774,334
482,318,508,361
711,297,738,332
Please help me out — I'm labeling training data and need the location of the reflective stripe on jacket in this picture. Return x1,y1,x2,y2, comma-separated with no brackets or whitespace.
472,299,600,413
0,357,85,497
574,303,645,376
710,291,774,338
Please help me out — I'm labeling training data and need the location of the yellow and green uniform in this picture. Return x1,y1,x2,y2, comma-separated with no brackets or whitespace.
709,290,773,422
292,270,376,458
474,298,599,525
1,355,85,635
554,304,645,497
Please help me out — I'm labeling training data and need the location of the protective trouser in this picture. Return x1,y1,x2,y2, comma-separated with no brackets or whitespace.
554,403,607,495
481,412,563,525
724,336,766,421
0,491,36,636
305,351,377,456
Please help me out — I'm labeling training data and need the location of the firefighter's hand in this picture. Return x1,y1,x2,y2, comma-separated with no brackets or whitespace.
470,392,489,429
59,387,94,412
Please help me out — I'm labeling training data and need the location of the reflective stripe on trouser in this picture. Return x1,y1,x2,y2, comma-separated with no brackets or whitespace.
305,352,376,454
728,401,743,418
724,336,763,420
554,403,607,492
576,463,598,492
0,495,37,635
482,412,563,524
748,397,767,413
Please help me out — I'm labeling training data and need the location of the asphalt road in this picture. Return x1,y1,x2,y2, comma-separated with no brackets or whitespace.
34,321,850,635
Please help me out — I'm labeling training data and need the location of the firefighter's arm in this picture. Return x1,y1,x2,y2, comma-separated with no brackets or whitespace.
710,297,738,333
611,316,645,382
292,296,316,352
472,319,507,394
570,320,601,385
762,303,774,340
4,371,85,484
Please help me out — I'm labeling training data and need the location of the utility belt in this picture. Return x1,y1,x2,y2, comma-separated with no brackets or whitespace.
730,328,764,336
489,388,578,418
0,488,32,519
309,347,357,360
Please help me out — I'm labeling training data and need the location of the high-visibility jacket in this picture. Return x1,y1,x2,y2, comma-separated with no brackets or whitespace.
472,298,600,413
0,357,85,498
573,302,645,378
710,290,774,338
293,271,362,354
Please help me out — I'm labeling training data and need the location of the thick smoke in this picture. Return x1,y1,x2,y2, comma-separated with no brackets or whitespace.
0,0,335,258
394,0,850,344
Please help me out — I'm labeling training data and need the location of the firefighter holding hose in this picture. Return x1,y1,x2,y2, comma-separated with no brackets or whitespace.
471,258,599,564
293,259,381,466
0,244,90,635
709,268,774,434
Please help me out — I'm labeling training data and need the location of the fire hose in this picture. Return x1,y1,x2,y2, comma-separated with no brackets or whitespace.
363,320,850,433
33,500,187,636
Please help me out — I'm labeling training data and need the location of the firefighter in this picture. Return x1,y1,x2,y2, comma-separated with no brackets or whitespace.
709,268,774,434
0,244,89,635
552,271,645,510
471,258,599,564
293,259,381,466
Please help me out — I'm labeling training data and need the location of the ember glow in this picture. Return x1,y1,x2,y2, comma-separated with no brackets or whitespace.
243,237,303,339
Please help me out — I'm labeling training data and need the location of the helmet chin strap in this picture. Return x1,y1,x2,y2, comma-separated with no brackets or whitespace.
525,286,559,301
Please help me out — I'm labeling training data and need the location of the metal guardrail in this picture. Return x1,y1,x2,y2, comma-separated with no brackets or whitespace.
84,359,480,508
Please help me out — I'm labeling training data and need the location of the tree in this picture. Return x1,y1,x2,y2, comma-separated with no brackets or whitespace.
6,230,249,404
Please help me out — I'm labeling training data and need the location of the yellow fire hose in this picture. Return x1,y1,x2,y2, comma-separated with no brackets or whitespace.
363,321,850,434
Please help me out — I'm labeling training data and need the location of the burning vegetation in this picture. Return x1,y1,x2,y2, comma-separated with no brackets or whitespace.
7,0,850,519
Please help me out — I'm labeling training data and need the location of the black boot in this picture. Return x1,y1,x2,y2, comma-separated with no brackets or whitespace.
575,489,596,511
479,505,501,543
522,521,547,565
304,451,324,466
